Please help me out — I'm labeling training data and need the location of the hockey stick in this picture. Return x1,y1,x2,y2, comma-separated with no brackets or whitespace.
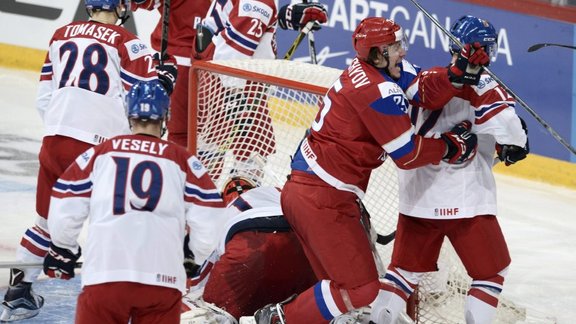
528,43,576,52
302,0,318,64
358,199,387,275
377,231,396,245
408,0,576,156
284,20,316,60
0,261,83,269
307,26,318,64
159,0,171,63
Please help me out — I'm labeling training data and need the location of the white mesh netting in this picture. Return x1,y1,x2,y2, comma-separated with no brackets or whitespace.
189,59,533,324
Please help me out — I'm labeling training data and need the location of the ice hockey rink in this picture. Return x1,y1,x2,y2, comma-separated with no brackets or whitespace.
0,65,575,323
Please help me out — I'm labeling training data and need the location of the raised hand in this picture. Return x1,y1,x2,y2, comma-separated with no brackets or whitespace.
448,42,490,86
278,3,328,31
153,53,178,95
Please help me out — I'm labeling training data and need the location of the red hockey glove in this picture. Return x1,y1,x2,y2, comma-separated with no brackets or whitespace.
278,3,328,31
448,42,490,86
43,243,81,280
441,120,478,164
153,53,178,95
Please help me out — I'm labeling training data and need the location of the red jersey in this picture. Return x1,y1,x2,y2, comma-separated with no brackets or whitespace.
290,58,451,197
132,0,212,63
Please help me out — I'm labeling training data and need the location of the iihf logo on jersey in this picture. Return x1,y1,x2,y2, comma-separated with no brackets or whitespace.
434,207,459,216
156,273,176,284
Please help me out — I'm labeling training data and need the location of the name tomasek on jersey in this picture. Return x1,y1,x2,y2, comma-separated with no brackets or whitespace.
63,23,120,44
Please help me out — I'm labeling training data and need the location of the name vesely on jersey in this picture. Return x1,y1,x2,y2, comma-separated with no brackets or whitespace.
112,138,168,155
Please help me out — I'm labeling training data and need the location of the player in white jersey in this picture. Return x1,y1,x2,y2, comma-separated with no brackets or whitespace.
0,0,177,321
372,16,529,324
180,177,316,322
41,79,225,324
191,0,328,184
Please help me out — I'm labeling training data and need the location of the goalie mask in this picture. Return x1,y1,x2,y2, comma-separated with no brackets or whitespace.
221,176,256,206
450,15,498,61
125,80,170,122
352,17,407,61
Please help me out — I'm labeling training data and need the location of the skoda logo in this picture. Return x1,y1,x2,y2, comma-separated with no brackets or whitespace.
243,3,251,11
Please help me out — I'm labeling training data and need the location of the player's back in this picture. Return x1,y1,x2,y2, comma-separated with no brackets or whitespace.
205,0,278,60
38,21,156,145
80,134,195,291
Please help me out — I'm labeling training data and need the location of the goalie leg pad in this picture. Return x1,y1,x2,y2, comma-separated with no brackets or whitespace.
181,297,237,324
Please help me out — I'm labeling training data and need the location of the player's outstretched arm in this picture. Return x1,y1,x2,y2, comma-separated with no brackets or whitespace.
278,2,328,31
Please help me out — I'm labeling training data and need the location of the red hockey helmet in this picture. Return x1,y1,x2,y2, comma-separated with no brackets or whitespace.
221,176,257,206
352,17,405,61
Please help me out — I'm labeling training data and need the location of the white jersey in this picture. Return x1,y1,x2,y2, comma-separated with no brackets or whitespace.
48,134,226,293
202,0,278,61
187,186,285,294
37,21,158,145
398,74,528,219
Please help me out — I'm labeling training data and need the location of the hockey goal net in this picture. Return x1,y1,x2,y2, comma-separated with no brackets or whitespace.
188,59,527,323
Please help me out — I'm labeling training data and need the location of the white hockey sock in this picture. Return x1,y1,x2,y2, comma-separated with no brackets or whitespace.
464,291,498,324
369,288,407,324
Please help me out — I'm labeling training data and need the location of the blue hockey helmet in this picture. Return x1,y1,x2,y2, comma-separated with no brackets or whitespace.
85,0,128,11
450,15,497,60
125,80,170,122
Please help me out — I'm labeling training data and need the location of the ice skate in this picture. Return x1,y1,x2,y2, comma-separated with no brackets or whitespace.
253,303,285,324
0,282,44,322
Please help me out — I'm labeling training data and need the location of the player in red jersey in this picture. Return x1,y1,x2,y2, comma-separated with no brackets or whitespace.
254,17,489,324
131,0,212,148
373,15,529,324
0,1,176,321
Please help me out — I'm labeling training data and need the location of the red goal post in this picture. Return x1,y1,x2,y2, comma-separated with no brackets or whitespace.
187,59,531,323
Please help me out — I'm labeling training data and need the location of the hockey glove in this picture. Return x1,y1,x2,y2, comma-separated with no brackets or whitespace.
441,120,478,164
183,233,200,277
496,117,529,166
278,3,327,31
448,42,490,87
43,243,81,280
153,53,178,95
